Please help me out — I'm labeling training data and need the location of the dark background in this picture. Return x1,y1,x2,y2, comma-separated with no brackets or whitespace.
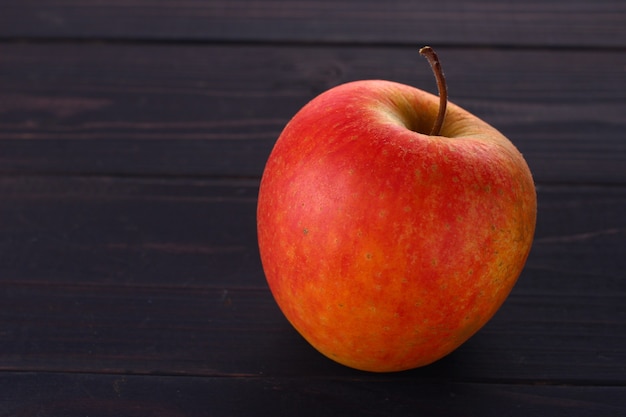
0,1,625,415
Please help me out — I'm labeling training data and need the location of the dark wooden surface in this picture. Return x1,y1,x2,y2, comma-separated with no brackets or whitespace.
1,1,625,415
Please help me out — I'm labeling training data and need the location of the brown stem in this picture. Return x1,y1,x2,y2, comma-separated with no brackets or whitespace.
419,46,448,136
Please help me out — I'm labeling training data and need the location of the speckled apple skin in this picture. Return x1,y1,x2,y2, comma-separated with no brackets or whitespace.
257,80,537,372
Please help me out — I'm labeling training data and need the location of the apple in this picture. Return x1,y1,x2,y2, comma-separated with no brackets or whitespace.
257,47,536,372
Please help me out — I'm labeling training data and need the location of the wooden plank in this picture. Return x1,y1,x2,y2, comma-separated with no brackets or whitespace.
0,177,261,287
0,0,624,48
0,178,624,288
530,185,626,285
0,44,624,184
0,281,624,382
1,373,625,416
0,178,624,382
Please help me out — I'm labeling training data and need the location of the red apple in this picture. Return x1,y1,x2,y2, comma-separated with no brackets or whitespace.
257,48,536,372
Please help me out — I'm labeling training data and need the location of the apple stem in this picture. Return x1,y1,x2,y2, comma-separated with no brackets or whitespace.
419,46,448,136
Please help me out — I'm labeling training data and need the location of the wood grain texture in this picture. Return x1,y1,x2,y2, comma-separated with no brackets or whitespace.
0,0,624,413
0,178,624,383
0,0,624,48
1,373,625,417
0,178,623,288
0,177,261,287
1,281,624,382
0,44,624,183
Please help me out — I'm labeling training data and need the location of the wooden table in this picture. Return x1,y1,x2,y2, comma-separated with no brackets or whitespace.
1,1,625,415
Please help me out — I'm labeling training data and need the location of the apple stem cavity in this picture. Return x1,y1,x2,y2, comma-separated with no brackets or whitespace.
419,46,448,136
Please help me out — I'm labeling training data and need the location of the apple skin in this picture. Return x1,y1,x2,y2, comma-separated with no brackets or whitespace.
257,80,536,372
